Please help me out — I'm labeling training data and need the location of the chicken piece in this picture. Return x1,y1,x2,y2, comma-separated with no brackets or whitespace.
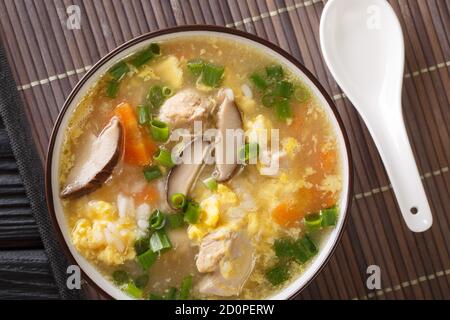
196,229,233,273
158,89,213,130
197,231,254,297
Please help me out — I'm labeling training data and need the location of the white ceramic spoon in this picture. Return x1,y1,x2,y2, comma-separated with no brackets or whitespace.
320,0,432,232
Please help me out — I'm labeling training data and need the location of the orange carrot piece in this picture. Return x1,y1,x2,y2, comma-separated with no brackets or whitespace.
272,203,304,227
114,102,156,166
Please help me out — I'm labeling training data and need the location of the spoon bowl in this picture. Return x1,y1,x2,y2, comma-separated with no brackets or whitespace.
320,0,432,232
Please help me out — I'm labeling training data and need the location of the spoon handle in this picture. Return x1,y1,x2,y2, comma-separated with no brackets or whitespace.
366,108,433,232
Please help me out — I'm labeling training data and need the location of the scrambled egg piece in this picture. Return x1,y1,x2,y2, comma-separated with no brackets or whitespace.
71,200,136,266
245,114,273,144
137,65,160,81
153,55,183,88
281,137,300,158
188,184,239,242
236,95,256,113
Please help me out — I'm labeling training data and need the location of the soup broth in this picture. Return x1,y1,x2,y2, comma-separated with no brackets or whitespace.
59,35,342,299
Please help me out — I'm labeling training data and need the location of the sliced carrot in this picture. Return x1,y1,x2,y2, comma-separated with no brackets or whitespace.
272,203,304,227
321,149,337,173
134,184,160,205
114,102,156,166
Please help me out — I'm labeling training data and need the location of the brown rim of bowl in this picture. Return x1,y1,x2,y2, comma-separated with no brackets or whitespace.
45,25,353,300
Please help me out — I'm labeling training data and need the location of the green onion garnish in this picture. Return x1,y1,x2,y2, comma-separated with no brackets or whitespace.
265,263,289,286
148,293,163,300
149,43,161,55
201,62,225,87
266,65,284,80
112,270,129,285
124,282,143,299
298,235,318,258
304,212,323,231
137,105,150,125
137,249,157,270
106,80,120,98
153,148,174,168
134,274,149,290
149,119,170,142
178,275,193,300
275,99,292,120
162,86,172,97
164,287,178,300
273,80,294,99
109,61,129,80
202,177,218,191
274,239,294,258
134,236,150,255
147,85,165,109
250,73,268,90
170,193,187,210
261,92,276,108
167,214,185,229
187,58,205,76
130,47,154,68
294,84,311,103
150,230,172,253
183,201,200,224
321,206,338,227
149,209,166,230
239,142,260,163
143,165,162,182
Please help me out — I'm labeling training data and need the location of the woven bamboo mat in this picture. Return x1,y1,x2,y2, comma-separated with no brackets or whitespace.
0,0,448,300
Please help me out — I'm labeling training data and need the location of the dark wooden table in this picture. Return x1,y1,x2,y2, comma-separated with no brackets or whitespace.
0,117,59,299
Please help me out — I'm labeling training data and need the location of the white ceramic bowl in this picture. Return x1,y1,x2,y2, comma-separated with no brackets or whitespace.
46,26,353,300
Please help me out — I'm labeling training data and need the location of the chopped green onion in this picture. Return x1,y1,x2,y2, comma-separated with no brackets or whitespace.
274,239,294,258
304,213,323,231
149,43,161,55
164,287,178,300
106,80,120,98
273,80,294,99
148,293,163,300
167,214,185,229
170,193,187,210
321,206,338,227
201,62,224,87
134,274,149,290
137,105,150,125
153,148,174,168
112,270,129,285
162,86,172,97
298,235,318,258
202,177,218,191
124,282,143,299
239,143,259,163
109,61,129,80
150,229,172,253
143,165,162,182
149,209,166,230
291,238,309,263
137,249,157,270
130,47,154,68
149,119,170,142
261,92,276,108
187,59,205,76
178,275,193,300
294,84,311,103
250,73,268,90
134,236,150,255
183,201,200,224
147,85,165,109
266,65,284,80
275,99,292,120
265,263,289,286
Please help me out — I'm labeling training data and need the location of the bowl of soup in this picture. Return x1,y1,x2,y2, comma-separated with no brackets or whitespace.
46,26,352,300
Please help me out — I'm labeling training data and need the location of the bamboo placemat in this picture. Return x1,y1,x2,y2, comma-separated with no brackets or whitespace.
0,0,448,299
